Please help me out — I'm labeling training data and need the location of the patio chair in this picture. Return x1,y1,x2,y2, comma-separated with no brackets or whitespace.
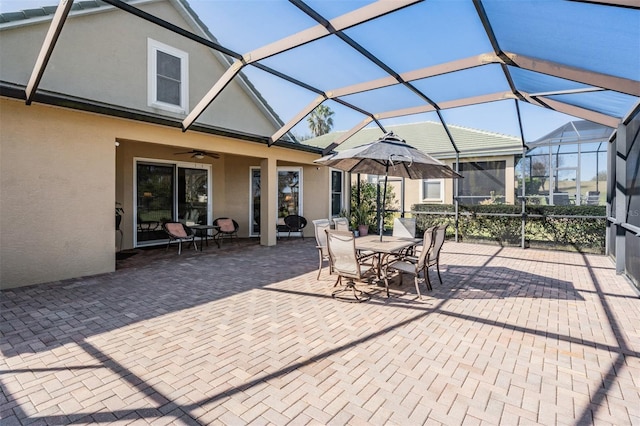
392,217,416,238
137,213,161,232
313,219,331,280
426,224,448,286
162,221,197,254
213,217,239,246
325,230,375,303
283,214,307,238
586,191,600,205
392,217,417,257
332,217,349,232
384,227,436,299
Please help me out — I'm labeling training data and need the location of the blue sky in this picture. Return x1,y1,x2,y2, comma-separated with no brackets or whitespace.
2,0,626,142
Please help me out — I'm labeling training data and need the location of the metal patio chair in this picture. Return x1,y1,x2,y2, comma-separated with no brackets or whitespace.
162,221,197,254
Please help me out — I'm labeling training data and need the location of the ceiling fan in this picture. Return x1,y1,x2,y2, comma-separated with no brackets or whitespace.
174,150,219,160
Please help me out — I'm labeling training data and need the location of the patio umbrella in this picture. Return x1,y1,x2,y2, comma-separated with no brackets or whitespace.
314,132,462,240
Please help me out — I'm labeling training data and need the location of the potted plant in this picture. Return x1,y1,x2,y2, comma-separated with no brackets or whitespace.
350,203,371,237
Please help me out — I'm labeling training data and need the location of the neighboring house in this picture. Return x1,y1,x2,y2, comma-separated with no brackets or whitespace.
0,0,345,289
306,121,523,211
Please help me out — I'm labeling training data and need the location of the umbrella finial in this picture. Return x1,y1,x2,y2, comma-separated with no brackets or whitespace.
379,131,406,144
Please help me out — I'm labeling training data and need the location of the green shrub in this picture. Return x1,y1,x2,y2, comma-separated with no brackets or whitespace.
411,203,606,253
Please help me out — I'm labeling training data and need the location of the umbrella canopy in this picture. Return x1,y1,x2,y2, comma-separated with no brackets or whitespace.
314,132,462,239
314,132,462,180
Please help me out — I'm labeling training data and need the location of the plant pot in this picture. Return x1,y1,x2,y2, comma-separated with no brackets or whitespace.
358,225,369,236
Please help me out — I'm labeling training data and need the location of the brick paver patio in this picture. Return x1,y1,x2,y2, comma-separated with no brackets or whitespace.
1,239,639,425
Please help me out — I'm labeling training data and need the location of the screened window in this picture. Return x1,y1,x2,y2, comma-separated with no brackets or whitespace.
459,161,506,204
331,170,344,217
278,169,302,218
422,179,443,202
148,39,188,113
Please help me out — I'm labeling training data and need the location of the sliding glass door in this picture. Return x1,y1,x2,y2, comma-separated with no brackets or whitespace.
135,160,210,246
249,167,302,237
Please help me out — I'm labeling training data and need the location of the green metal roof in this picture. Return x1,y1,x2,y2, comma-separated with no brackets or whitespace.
303,121,522,159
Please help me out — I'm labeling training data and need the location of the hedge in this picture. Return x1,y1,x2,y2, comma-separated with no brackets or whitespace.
411,204,607,253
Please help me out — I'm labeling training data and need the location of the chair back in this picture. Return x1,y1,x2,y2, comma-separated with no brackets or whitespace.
163,222,191,238
392,217,416,238
415,227,435,268
332,217,349,232
284,215,307,231
313,219,331,251
586,191,600,205
326,230,361,278
214,217,238,233
428,225,448,263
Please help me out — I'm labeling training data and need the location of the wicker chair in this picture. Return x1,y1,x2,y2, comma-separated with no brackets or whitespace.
283,214,307,238
162,222,197,254
213,217,239,246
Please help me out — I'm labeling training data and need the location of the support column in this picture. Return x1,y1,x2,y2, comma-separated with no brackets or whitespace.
615,123,627,274
454,153,460,242
260,157,278,246
521,146,527,249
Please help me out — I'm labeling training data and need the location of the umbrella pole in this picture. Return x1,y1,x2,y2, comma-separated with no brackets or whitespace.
380,164,389,241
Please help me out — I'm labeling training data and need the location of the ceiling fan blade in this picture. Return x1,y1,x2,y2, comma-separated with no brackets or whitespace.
174,150,219,159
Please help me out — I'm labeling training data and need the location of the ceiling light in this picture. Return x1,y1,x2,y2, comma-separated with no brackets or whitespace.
194,153,205,159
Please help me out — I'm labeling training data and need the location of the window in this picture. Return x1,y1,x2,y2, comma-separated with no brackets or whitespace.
459,160,506,204
278,169,302,218
331,170,344,217
148,39,188,113
422,179,443,202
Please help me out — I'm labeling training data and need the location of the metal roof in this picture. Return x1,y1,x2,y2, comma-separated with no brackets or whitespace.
6,0,640,156
304,121,523,159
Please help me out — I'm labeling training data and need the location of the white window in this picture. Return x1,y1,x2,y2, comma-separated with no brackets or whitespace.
422,179,443,202
148,38,188,114
331,170,344,217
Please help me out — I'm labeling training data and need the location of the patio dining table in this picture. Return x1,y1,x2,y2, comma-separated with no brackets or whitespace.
355,235,421,297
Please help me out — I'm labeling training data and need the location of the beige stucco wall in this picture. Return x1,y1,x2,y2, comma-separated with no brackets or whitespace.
1,97,324,289
349,155,517,215
1,100,114,289
0,0,278,135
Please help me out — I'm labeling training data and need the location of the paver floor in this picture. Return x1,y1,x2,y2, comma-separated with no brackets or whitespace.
1,239,639,425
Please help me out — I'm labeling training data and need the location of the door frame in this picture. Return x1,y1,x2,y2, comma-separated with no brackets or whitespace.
133,157,212,247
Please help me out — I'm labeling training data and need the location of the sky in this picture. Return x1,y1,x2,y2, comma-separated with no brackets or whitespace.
1,0,631,143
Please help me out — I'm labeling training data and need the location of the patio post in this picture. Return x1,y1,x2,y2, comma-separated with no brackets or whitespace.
260,157,278,246
454,153,460,242
614,123,628,274
521,146,527,249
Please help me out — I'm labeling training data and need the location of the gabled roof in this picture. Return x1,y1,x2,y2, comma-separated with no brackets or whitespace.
0,0,302,147
527,120,615,148
303,121,522,160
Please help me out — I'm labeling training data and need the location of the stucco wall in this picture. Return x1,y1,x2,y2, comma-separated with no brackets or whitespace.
1,97,323,289
0,0,278,135
348,155,517,214
0,100,114,289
